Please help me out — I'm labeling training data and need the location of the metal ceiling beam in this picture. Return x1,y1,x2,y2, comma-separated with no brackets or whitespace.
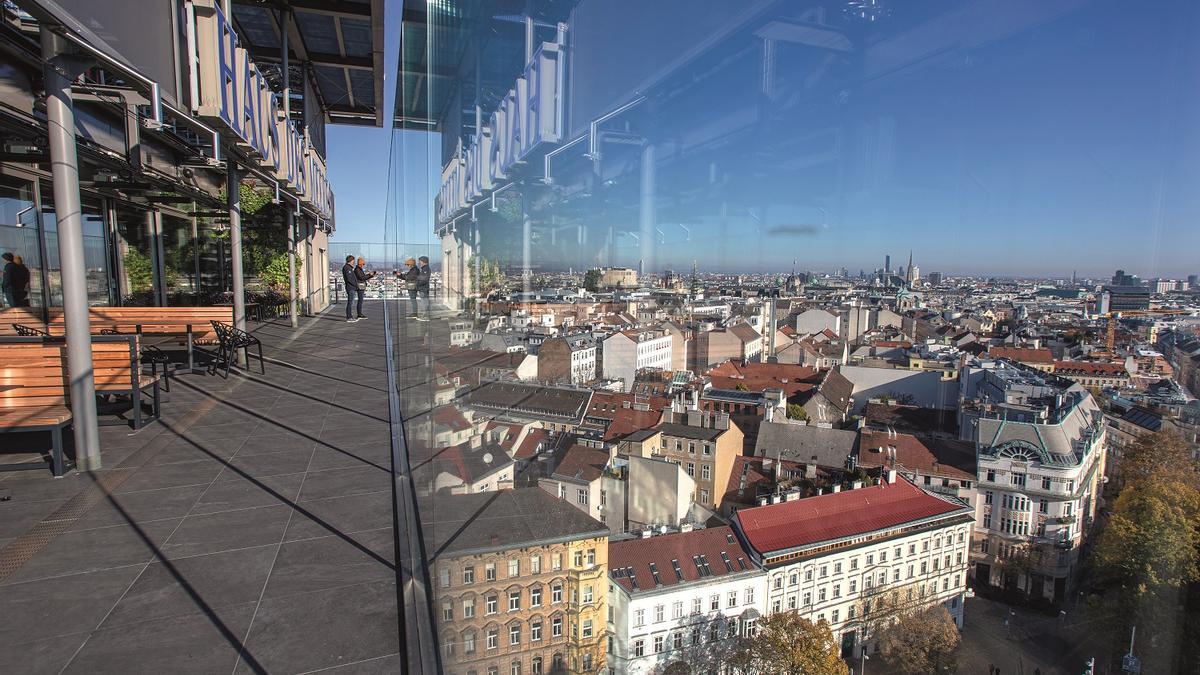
248,46,373,70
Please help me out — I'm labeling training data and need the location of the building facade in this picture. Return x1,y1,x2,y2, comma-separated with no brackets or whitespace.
602,330,673,392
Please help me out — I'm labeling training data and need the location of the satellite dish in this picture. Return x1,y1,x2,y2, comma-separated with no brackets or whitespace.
482,453,493,464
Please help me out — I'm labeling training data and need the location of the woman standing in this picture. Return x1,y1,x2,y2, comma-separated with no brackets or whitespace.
353,257,376,319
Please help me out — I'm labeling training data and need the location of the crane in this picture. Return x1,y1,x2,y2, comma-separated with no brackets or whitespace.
1103,309,1193,352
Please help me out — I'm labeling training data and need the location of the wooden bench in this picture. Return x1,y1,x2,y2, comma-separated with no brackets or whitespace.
0,307,45,336
42,307,235,372
0,335,162,476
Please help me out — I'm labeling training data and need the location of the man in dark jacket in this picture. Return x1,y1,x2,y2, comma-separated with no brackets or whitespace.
414,255,432,321
353,257,376,319
1,252,14,307
341,255,360,322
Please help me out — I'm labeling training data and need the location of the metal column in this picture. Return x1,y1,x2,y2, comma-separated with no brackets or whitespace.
521,190,532,293
281,7,298,328
227,160,247,365
41,30,101,469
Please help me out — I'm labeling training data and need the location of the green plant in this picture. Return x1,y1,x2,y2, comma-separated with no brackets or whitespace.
260,251,302,290
786,403,808,420
123,250,154,292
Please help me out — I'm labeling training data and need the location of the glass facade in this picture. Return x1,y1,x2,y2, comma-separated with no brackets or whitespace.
389,1,1200,674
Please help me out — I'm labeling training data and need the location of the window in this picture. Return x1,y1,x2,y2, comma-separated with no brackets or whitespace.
699,489,709,504
673,632,684,650
532,657,543,675
848,606,856,620
907,565,914,579
818,588,827,602
832,609,840,623
509,590,521,611
805,568,814,582
655,604,665,622
709,622,720,641
487,595,498,615
727,591,737,608
866,554,873,565
463,599,475,618
692,598,702,614
1042,477,1052,490
654,635,664,653
1011,472,1027,487
574,551,584,567
439,568,450,588
552,554,562,571
633,639,645,657
833,584,841,598
710,594,720,611
634,609,645,627
923,540,930,552
587,548,596,566
531,621,542,641
552,584,563,604
850,558,858,571
509,559,519,577
687,462,695,476
849,580,857,593
878,551,886,563
773,576,783,590
443,602,453,622
673,601,683,619
465,631,476,654
510,661,521,675
921,562,928,574
486,563,496,581
464,566,475,584
894,547,901,559
487,628,498,650
745,587,755,604
834,561,843,573
909,544,916,555
787,595,797,609
552,616,563,637
578,488,589,506
510,624,521,645
986,470,996,482
703,444,712,456
531,586,542,607
820,565,828,578
702,464,711,480
772,599,782,613
583,619,593,638
531,555,541,574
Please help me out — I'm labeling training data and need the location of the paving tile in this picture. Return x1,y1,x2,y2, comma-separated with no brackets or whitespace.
113,459,225,494
0,496,66,539
2,518,181,585
216,450,315,482
234,430,321,457
68,484,208,531
302,653,402,674
180,420,263,441
233,579,399,674
143,438,241,466
305,442,392,473
0,631,91,675
263,527,394,599
64,601,258,675
284,490,394,542
0,565,144,645
0,472,91,504
318,423,390,444
102,545,278,628
296,465,391,503
190,472,306,516
160,504,291,560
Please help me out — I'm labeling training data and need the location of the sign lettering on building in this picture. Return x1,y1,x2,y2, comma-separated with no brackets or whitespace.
437,39,565,224
192,0,332,219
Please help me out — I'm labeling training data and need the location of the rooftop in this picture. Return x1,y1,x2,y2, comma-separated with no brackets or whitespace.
734,476,969,556
609,526,757,594
426,488,607,558
755,421,858,469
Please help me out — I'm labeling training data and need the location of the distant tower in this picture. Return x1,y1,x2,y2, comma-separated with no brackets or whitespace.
885,254,891,274
638,258,644,278
690,260,699,298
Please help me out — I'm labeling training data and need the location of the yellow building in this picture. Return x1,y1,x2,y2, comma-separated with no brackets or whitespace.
429,489,609,675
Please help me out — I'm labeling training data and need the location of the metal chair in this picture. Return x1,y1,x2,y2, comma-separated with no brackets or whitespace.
12,323,48,337
210,320,265,377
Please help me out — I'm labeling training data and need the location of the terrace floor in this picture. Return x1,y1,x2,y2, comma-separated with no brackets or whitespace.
0,305,406,674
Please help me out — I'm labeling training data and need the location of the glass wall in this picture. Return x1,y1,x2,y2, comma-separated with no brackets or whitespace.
41,192,112,306
161,212,199,305
112,203,157,305
391,2,1200,674
0,173,44,308
197,218,229,304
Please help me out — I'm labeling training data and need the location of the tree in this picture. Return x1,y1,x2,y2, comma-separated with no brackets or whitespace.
876,605,960,674
1088,429,1200,673
727,612,849,675
583,268,601,292
786,403,808,421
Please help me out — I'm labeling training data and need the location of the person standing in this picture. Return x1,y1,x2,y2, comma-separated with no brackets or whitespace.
353,257,376,319
1,252,14,307
341,254,360,322
402,257,420,319
415,255,432,321
9,255,31,307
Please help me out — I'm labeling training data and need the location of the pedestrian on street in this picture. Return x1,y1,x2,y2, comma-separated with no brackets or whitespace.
353,257,376,319
341,255,361,322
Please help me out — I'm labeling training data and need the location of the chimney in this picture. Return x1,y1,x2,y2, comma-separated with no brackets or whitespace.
771,494,783,504
851,480,863,490
641,529,652,538
758,496,769,506
887,469,897,484
680,523,694,533
804,464,816,479
785,491,801,502
832,484,842,493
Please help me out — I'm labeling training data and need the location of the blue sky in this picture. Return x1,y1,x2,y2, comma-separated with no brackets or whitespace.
326,0,1200,279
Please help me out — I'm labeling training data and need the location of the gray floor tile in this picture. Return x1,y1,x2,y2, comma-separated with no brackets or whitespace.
0,565,144,645
0,631,91,675
263,528,394,600
113,459,226,494
0,497,66,539
296,465,390,502
68,485,208,531
190,472,306,516
301,653,402,674
305,442,392,473
160,504,291,559
2,518,181,584
234,431,321,457
216,450,315,482
284,490,394,542
234,580,399,674
102,545,278,628
64,602,258,675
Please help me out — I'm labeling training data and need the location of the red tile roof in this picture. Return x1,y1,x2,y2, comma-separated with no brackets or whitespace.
1053,361,1128,377
734,477,967,555
513,428,551,459
989,346,1054,364
609,526,756,593
432,405,473,432
857,431,976,481
552,443,609,483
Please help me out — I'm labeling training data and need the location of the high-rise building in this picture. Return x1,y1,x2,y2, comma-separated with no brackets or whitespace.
1189,274,1199,288
926,272,943,286
885,254,891,274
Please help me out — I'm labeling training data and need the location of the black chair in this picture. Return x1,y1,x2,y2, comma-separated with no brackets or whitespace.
12,323,48,337
99,328,174,391
210,320,265,377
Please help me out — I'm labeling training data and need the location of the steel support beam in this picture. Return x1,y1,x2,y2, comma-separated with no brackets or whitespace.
41,29,101,470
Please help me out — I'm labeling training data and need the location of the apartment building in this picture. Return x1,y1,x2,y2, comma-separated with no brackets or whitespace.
537,334,599,385
959,361,1107,601
607,526,767,674
430,489,610,675
1052,361,1130,389
733,474,974,658
647,403,745,510
602,330,673,392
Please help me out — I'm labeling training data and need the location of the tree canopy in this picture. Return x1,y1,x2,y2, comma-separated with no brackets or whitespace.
727,612,849,675
876,605,960,674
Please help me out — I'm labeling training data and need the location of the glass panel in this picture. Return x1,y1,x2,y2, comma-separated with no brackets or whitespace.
197,217,229,304
41,194,112,306
162,213,199,305
0,173,41,308
113,203,156,306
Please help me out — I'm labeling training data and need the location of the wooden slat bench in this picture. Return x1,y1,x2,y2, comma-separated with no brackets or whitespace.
41,307,235,372
0,335,163,476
